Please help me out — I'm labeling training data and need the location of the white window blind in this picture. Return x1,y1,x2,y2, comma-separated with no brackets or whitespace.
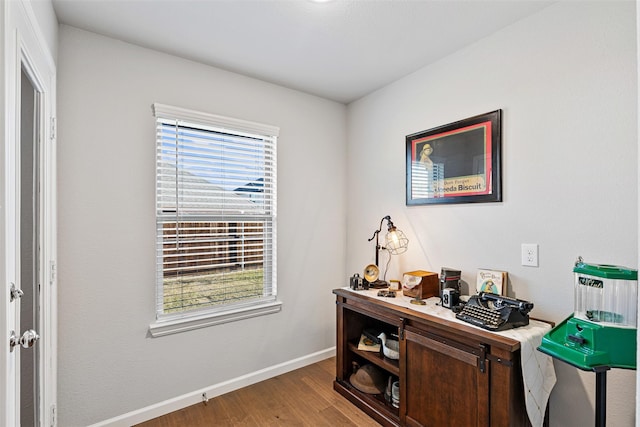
153,103,278,323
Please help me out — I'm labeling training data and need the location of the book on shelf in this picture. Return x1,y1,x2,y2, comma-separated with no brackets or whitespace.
476,269,507,295
357,333,381,352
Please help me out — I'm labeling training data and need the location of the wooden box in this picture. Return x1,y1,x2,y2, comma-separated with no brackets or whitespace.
402,270,439,299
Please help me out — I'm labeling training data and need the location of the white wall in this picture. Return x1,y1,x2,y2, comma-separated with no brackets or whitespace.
637,2,640,423
56,25,346,426
347,1,637,426
30,0,58,62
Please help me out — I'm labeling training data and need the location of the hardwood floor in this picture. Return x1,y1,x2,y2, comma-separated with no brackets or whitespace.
134,357,380,426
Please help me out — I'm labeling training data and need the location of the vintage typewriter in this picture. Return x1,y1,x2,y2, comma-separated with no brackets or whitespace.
455,292,534,331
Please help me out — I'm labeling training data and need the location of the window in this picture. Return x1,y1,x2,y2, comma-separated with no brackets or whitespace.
150,104,280,337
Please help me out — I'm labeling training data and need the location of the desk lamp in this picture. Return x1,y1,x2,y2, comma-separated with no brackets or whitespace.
367,215,409,287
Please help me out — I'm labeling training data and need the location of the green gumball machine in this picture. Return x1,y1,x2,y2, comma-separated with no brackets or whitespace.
538,257,637,427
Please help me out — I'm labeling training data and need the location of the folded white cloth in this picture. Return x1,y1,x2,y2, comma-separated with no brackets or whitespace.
499,321,557,427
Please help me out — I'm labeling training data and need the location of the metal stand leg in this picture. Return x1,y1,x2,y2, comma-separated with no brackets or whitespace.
594,366,609,427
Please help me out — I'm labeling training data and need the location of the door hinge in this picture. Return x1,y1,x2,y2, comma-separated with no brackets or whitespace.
50,404,56,426
50,117,56,141
49,260,56,284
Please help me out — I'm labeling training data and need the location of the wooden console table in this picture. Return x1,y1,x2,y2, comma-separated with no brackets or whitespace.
333,288,551,427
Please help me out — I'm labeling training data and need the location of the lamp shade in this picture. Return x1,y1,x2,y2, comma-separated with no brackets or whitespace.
385,228,409,255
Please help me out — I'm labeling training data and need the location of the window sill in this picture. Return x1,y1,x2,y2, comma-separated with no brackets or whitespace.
149,299,282,337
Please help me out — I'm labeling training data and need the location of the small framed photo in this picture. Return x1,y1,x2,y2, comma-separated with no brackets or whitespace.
476,269,507,296
406,110,502,205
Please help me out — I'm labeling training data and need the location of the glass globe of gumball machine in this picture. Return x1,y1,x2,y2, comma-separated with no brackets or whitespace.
538,257,637,427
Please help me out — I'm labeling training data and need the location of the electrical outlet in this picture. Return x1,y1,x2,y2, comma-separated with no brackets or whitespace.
521,243,539,267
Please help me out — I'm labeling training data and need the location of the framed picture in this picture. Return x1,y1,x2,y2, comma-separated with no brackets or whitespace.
476,269,507,296
406,110,502,205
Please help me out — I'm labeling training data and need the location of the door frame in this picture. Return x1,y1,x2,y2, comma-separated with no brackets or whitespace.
1,1,57,425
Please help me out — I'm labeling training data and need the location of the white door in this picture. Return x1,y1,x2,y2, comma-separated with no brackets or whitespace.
2,1,57,426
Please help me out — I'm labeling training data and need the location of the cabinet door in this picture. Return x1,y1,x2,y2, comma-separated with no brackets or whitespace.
403,330,489,427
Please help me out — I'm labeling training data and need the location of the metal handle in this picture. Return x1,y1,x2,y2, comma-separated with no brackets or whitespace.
9,329,39,352
568,334,586,345
9,283,24,302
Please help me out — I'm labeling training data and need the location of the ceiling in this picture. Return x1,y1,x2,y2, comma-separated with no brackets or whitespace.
52,0,554,104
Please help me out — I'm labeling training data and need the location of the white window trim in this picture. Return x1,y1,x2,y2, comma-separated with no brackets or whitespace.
149,298,282,337
150,103,281,337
